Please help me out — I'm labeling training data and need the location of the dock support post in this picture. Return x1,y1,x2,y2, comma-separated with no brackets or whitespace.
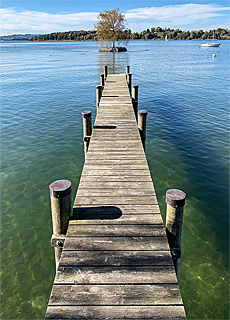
104,66,108,80
165,189,186,277
100,74,105,88
96,85,103,110
127,73,132,95
138,110,147,150
82,110,92,155
132,85,138,120
49,180,72,269
126,65,130,78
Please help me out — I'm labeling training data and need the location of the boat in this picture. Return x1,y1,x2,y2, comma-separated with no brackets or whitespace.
201,22,220,47
165,34,168,41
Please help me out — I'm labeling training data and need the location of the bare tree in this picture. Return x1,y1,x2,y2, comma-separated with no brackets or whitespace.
95,8,128,48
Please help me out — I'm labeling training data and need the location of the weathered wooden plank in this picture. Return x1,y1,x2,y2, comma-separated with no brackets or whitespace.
74,196,158,206
45,305,187,319
49,284,183,306
84,159,148,165
76,189,155,196
59,250,173,267
81,164,150,170
54,266,177,284
70,214,163,225
81,170,151,177
63,236,169,251
77,181,154,189
67,224,165,237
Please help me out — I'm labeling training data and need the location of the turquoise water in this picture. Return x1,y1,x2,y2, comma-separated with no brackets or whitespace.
1,40,229,319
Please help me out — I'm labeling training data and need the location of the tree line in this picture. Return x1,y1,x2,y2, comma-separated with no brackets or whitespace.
29,27,229,41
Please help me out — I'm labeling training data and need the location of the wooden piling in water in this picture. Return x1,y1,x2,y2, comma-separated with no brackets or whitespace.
104,66,108,79
127,73,132,95
82,110,92,155
132,85,138,120
126,65,130,77
138,110,147,150
96,85,103,110
100,74,105,87
49,179,72,269
165,189,186,277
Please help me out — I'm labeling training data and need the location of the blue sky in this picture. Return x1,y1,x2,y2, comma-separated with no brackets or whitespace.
1,0,229,35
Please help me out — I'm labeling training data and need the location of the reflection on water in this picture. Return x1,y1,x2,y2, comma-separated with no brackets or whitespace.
98,50,130,74
1,40,229,320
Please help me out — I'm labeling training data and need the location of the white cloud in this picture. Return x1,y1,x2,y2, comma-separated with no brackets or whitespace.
0,7,98,35
0,4,229,36
125,4,230,31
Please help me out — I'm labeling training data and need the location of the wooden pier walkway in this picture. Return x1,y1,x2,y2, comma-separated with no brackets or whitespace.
45,73,186,319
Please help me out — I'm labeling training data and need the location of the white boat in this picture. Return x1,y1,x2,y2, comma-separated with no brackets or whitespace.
201,22,220,47
165,34,168,41
200,42,220,47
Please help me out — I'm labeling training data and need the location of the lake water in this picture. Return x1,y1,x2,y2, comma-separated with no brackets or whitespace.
1,40,229,319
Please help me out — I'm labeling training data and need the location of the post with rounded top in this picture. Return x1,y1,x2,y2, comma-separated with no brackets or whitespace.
100,74,105,88
49,179,72,269
138,110,147,150
165,189,186,277
126,65,130,78
132,85,138,120
127,73,132,95
96,85,103,110
104,66,108,80
82,110,92,155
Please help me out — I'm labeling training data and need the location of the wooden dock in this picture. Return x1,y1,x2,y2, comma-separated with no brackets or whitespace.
45,73,186,319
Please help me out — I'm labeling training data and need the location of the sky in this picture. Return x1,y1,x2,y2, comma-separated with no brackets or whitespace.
1,0,229,36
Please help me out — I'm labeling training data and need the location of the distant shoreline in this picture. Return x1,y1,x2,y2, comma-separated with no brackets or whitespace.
1,27,229,41
1,38,229,42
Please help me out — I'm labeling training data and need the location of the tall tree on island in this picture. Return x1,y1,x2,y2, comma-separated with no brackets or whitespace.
95,8,129,49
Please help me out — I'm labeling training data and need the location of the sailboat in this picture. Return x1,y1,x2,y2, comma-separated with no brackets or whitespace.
201,22,220,47
165,34,168,41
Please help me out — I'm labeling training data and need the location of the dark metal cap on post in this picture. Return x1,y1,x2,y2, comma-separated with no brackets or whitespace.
49,180,72,198
82,110,91,118
166,189,186,208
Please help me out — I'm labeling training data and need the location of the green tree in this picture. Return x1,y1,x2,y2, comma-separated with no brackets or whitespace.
95,8,128,48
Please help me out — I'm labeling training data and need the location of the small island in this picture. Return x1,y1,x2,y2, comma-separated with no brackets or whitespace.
95,9,129,52
99,47,127,52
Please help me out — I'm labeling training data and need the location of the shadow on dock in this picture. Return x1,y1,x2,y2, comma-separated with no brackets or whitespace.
72,206,122,220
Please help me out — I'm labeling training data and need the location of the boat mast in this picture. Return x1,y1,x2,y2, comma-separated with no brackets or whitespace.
213,21,215,42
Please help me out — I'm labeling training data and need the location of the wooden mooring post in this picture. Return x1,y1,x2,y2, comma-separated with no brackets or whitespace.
138,110,147,150
49,180,72,269
166,189,186,277
96,85,102,110
104,65,108,79
132,85,138,120
100,74,105,87
127,73,132,95
82,110,92,155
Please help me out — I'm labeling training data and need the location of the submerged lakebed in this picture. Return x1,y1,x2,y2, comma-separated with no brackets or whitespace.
1,40,229,319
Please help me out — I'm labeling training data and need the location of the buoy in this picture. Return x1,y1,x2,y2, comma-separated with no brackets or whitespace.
213,53,216,57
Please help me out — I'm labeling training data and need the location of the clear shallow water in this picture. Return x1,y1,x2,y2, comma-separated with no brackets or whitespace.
1,40,229,319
